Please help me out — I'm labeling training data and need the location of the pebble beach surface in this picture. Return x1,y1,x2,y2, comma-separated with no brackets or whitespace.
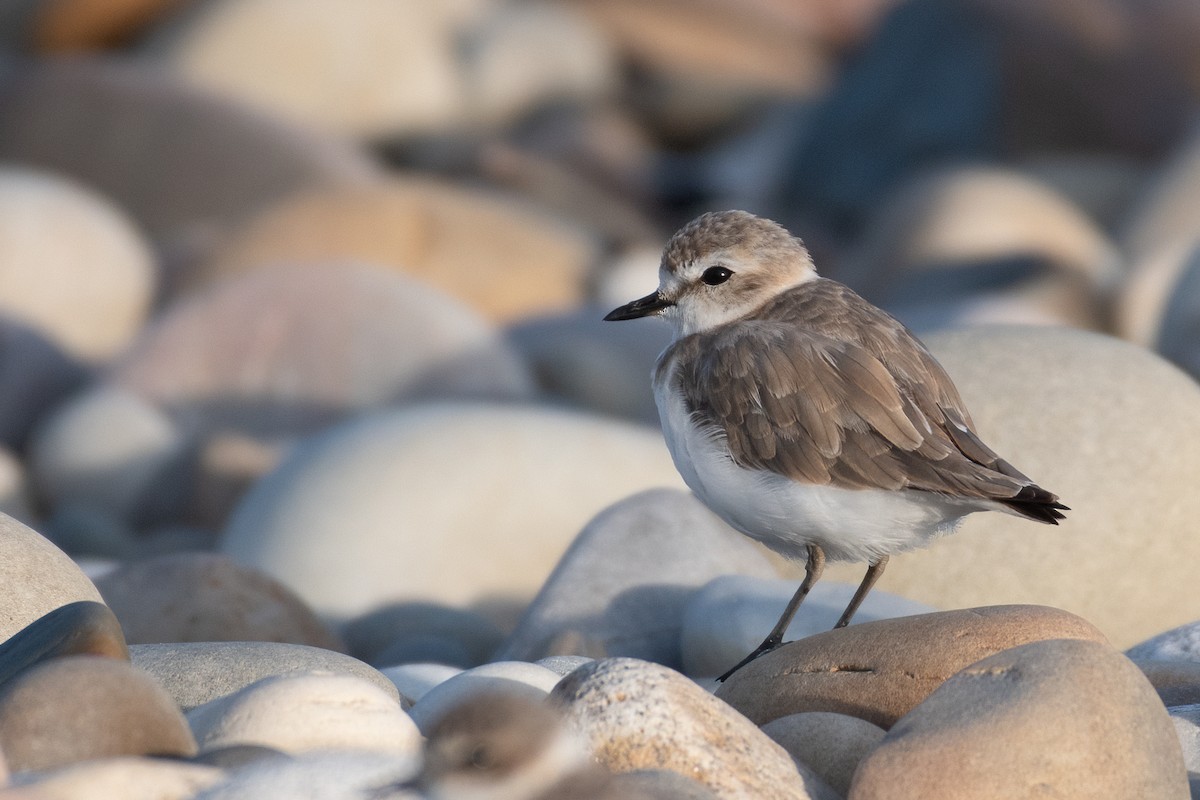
3,1,1200,798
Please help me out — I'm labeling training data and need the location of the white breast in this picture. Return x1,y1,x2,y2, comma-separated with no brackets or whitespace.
652,360,976,564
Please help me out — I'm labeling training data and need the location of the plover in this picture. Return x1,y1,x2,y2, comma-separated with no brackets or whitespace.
605,210,1067,681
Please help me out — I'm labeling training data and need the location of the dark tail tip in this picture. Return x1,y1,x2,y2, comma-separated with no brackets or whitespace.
1003,484,1069,525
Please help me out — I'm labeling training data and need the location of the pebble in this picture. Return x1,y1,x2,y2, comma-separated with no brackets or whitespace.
0,317,85,449
845,165,1120,302
1131,659,1200,707
0,167,154,362
507,305,674,424
220,403,684,621
463,1,617,128
186,673,420,756
378,663,463,705
7,756,222,800
0,58,379,276
94,553,342,649
1121,125,1200,260
0,448,33,525
32,0,185,52
850,639,1189,798
27,385,190,528
197,177,597,323
0,514,104,642
716,605,1108,729
0,655,197,772
1120,243,1200,382
1128,619,1200,662
761,712,886,797
1169,704,1200,774
681,575,936,678
114,264,535,443
610,769,721,799
536,655,594,677
192,750,419,800
551,657,839,800
129,641,397,712
0,601,128,689
816,326,1200,648
341,602,502,669
407,661,562,735
497,488,781,668
156,0,482,138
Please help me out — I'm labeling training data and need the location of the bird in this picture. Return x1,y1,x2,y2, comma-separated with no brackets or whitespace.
604,210,1068,681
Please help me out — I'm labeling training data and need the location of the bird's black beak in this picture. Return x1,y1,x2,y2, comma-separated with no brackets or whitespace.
604,290,674,321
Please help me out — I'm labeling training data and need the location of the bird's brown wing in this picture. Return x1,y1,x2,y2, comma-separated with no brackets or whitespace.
670,318,1038,503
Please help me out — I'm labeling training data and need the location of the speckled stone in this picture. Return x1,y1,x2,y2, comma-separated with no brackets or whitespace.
850,639,1189,799
716,605,1108,729
551,658,838,800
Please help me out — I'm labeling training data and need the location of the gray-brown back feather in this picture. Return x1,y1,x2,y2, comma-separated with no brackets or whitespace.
661,278,1061,512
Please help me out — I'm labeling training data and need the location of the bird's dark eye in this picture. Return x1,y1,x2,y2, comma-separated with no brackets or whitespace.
701,266,733,286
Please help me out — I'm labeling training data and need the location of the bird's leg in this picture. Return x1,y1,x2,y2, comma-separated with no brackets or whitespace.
717,544,826,682
833,556,888,629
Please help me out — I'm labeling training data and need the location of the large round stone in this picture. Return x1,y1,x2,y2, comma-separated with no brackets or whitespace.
193,177,597,323
849,639,1188,799
220,403,684,621
0,167,154,361
825,326,1200,647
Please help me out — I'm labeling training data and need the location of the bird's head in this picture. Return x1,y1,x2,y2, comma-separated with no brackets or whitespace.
605,210,816,337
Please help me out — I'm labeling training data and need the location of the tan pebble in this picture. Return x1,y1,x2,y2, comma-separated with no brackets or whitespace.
716,605,1107,729
849,639,1189,799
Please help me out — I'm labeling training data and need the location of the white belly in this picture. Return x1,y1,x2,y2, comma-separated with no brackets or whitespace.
654,374,976,564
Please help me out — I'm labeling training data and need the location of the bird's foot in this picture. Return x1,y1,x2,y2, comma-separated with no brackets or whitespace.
716,636,784,683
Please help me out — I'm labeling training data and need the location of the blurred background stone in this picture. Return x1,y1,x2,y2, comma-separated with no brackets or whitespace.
189,177,598,323
822,327,1200,648
0,58,380,283
95,553,343,649
220,403,684,625
0,167,155,363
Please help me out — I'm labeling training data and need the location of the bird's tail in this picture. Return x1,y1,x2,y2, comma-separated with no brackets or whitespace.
1000,484,1069,525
